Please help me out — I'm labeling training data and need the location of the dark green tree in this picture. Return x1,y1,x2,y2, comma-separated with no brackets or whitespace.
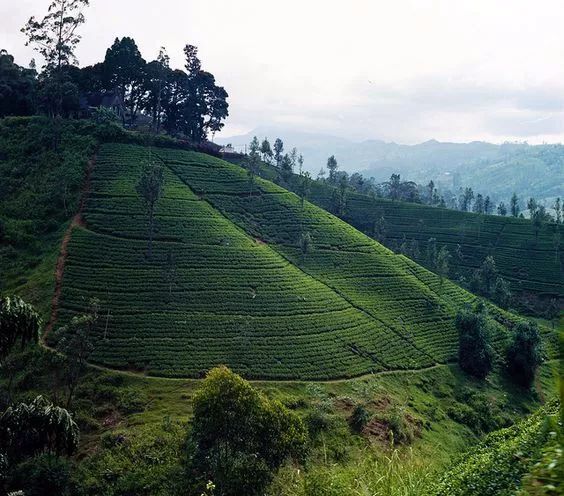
0,296,41,360
473,193,484,214
273,138,284,167
185,366,307,496
136,161,165,258
436,245,451,286
56,298,99,407
0,395,78,493
510,192,520,217
280,153,293,182
0,51,37,117
484,195,492,214
102,37,146,123
456,303,494,379
297,171,312,208
426,237,437,269
506,321,542,389
554,197,562,224
21,0,89,116
427,180,435,204
460,187,474,212
497,202,507,216
260,138,273,164
388,173,401,201
299,231,312,263
326,155,338,184
142,47,171,132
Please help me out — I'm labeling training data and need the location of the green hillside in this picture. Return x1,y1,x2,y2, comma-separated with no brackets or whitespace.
49,142,553,379
257,167,563,310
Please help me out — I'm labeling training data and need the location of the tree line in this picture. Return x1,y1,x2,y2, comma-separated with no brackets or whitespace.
244,137,562,227
1,0,228,142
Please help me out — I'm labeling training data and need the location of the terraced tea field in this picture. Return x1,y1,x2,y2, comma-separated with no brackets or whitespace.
52,144,551,379
301,180,563,302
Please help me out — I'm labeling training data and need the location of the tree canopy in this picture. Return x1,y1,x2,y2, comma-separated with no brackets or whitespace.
185,366,307,496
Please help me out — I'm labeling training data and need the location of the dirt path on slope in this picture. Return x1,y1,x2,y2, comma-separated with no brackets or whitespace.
44,155,95,338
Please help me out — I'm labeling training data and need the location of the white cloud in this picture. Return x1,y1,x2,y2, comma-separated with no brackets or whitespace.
2,0,564,143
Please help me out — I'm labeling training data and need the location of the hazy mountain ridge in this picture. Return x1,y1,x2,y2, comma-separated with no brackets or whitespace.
219,128,563,203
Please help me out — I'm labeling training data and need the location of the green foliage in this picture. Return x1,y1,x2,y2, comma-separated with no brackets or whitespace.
74,419,185,496
0,395,79,464
456,303,494,380
506,321,543,389
349,404,371,433
136,160,165,258
0,295,41,359
8,453,72,496
430,401,559,496
185,366,307,496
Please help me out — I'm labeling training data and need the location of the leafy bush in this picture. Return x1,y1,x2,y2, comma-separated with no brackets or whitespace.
456,303,495,379
506,321,543,389
185,366,307,496
349,404,371,433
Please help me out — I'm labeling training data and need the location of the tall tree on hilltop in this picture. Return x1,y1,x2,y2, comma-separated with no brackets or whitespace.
484,195,492,214
473,193,485,214
142,47,171,132
273,138,284,167
180,44,229,142
388,173,401,201
553,197,562,224
497,202,507,216
260,138,273,164
326,155,338,184
427,180,435,204
510,192,520,217
102,37,146,123
280,153,293,182
460,187,474,212
21,0,89,116
247,136,261,195
297,154,304,174
136,161,165,259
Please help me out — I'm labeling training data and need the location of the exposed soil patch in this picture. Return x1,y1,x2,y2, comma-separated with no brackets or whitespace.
44,155,96,337
362,417,391,442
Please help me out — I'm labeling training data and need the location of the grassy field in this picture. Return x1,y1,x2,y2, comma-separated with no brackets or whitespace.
49,143,556,379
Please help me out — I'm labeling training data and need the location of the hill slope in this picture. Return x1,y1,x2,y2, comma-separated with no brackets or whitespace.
49,143,551,379
235,160,563,311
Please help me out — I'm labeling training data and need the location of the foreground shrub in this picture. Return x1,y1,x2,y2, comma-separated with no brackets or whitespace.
185,366,307,496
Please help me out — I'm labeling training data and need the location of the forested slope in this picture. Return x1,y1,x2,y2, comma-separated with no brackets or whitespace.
51,143,555,379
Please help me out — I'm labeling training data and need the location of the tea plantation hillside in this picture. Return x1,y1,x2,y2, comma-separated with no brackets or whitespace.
51,143,555,379
247,164,563,310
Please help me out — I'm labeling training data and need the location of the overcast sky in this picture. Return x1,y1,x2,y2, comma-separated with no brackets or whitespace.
2,0,564,143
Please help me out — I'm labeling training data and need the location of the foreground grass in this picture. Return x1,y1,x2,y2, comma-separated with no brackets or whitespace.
3,344,557,495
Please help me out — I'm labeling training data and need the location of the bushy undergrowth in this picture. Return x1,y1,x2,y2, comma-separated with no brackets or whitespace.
430,400,559,496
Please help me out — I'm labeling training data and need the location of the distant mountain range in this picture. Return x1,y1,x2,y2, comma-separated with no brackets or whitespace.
218,128,564,205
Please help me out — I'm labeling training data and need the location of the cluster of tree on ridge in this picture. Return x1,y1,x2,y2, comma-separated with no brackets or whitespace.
245,137,562,226
0,0,228,142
